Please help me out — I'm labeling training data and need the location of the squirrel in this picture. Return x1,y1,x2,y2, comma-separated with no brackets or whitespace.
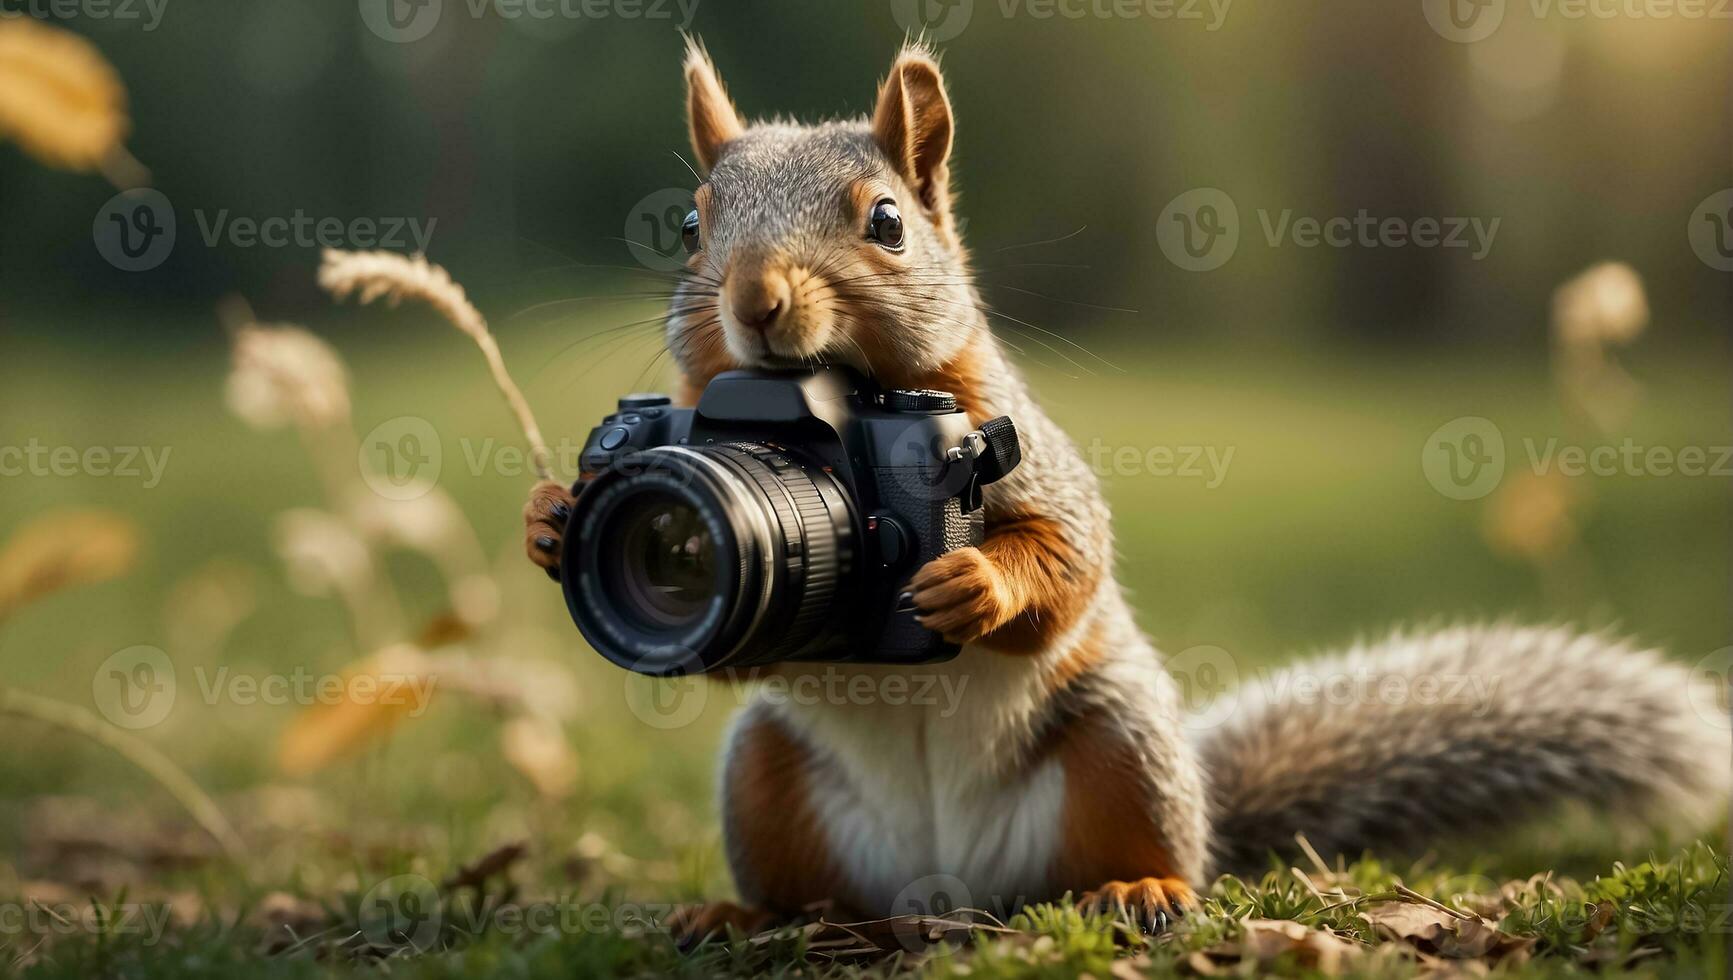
523,39,1732,939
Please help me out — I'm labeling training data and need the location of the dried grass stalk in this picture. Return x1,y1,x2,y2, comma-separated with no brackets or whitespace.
0,19,146,186
0,510,138,621
318,249,554,481
499,715,578,799
1551,262,1648,349
0,686,246,865
225,323,353,432
1550,261,1647,434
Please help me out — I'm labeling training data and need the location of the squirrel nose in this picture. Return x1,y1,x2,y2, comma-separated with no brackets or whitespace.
727,269,792,332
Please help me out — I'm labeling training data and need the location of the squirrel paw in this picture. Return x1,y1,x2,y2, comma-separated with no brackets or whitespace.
666,901,775,950
1078,877,1196,935
523,480,576,582
908,547,1012,644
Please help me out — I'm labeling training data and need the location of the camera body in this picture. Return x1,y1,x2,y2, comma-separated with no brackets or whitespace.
560,367,1020,676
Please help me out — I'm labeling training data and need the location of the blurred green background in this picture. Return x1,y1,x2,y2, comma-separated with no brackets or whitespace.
0,0,1728,903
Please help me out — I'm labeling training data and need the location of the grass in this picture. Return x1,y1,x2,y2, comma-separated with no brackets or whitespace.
6,846,1729,977
0,304,1727,977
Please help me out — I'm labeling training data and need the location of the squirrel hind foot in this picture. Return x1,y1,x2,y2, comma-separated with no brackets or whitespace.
666,901,776,950
1077,877,1196,935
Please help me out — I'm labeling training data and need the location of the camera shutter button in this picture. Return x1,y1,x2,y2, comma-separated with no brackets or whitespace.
599,427,630,451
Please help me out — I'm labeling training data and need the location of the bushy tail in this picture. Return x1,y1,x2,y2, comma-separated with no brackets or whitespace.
1196,624,1730,876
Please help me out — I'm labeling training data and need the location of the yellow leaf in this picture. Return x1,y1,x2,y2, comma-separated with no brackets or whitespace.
1482,471,1581,564
0,509,138,619
0,19,129,173
276,645,435,775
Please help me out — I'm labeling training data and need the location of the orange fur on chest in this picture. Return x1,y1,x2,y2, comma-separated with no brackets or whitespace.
725,715,856,915
1048,712,1188,894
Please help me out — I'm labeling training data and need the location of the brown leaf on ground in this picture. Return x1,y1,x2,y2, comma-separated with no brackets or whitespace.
1364,900,1534,964
744,908,1017,963
249,891,329,953
441,841,527,892
21,796,217,891
1185,919,1362,975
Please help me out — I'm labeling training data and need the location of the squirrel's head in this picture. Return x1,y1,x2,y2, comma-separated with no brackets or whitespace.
668,39,981,388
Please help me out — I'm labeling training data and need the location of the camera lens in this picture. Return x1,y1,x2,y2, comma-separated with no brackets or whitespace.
563,444,855,675
607,494,716,630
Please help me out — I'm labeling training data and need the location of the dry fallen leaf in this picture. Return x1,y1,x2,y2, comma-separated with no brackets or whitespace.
0,19,133,176
1364,900,1534,964
441,841,526,892
0,510,139,619
1186,918,1362,975
275,644,434,775
249,889,328,950
742,908,1016,963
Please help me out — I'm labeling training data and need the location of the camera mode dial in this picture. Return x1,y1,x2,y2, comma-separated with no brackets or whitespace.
882,388,957,414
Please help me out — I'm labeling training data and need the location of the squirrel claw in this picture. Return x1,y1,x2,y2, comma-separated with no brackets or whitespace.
523,480,577,576
1078,877,1194,935
907,547,1011,644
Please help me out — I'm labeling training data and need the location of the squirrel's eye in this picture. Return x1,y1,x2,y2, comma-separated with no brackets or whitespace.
681,209,701,253
868,200,904,250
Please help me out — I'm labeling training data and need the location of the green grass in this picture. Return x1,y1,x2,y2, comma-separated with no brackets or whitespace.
0,306,1727,977
6,847,1729,978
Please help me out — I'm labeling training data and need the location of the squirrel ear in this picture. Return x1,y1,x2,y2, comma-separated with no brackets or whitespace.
872,45,955,216
683,36,743,174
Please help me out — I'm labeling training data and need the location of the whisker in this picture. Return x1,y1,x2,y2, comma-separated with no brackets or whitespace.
505,293,687,321
992,226,1088,253
982,284,1138,316
669,149,701,184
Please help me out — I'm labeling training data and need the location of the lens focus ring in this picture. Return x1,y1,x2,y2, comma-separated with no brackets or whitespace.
710,444,849,662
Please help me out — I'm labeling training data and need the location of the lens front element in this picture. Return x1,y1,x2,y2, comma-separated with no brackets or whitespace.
608,493,717,630
563,443,854,675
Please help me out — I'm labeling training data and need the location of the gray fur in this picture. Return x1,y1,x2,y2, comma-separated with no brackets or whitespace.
670,119,981,379
668,47,1730,912
1199,623,1732,876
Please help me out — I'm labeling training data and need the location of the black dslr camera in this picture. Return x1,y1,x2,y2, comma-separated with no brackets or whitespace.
558,368,1020,676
